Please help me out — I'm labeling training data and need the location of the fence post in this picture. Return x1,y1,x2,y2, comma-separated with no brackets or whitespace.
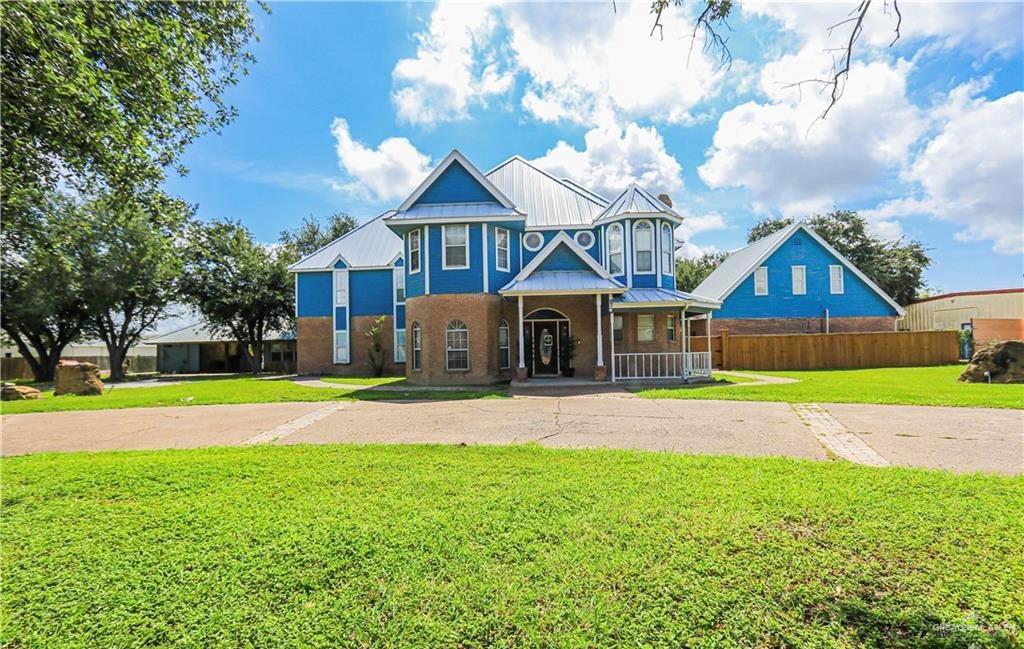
720,329,730,370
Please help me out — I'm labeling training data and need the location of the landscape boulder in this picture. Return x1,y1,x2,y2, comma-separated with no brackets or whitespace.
959,340,1024,384
1,383,42,400
54,360,105,396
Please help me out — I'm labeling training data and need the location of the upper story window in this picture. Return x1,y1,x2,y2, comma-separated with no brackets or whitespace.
443,225,469,269
409,229,421,274
446,320,469,371
523,231,543,252
574,230,595,249
333,269,348,306
830,265,845,294
754,266,768,296
393,268,405,303
633,221,654,274
661,224,673,273
607,224,623,275
495,227,510,272
791,265,806,295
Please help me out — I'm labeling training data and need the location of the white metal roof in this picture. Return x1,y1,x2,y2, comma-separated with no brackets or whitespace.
386,202,524,221
692,223,906,315
145,323,294,344
486,156,608,229
500,271,625,295
613,287,720,311
595,183,684,224
289,212,403,271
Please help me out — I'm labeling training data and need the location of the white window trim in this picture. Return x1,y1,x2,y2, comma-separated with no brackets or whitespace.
667,314,676,341
332,269,350,364
523,231,544,252
442,224,470,270
830,264,845,294
333,269,349,307
445,321,470,372
498,320,510,370
394,328,406,364
333,330,350,365
408,229,421,274
411,323,422,371
574,230,595,250
632,220,655,275
393,267,405,304
636,314,655,343
791,265,806,296
754,265,769,296
607,223,624,275
495,227,510,272
661,223,673,275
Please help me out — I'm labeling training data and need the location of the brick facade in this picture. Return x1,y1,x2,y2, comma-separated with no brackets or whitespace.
296,315,404,376
405,294,507,385
706,316,896,336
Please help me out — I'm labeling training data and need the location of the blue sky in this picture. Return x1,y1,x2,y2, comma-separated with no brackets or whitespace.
163,1,1024,293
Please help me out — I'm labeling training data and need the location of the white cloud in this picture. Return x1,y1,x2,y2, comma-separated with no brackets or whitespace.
529,122,684,199
744,1,1023,55
866,89,1024,255
698,56,924,218
330,118,432,202
392,2,513,126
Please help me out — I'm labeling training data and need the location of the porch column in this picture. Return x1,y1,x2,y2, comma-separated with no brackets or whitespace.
517,295,526,370
609,307,616,383
706,313,712,370
595,294,604,367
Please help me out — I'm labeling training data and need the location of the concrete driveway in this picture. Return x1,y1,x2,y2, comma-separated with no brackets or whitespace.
2,396,1021,474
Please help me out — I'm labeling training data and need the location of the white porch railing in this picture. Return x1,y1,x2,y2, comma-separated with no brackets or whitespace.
612,352,712,380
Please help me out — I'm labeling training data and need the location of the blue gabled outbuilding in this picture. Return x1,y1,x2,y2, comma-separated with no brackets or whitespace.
693,223,905,334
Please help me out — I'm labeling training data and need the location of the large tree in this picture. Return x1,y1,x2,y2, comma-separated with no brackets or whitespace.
78,195,187,381
279,212,358,259
745,210,931,305
180,220,293,373
676,251,729,293
0,193,90,381
0,1,260,232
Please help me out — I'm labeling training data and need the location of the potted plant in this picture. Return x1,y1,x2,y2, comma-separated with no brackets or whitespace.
559,330,576,377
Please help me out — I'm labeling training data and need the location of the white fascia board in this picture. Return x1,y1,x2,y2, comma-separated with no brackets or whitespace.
512,231,612,282
714,223,801,302
593,211,685,227
613,300,721,310
385,215,526,226
500,288,626,296
398,149,517,211
800,226,906,316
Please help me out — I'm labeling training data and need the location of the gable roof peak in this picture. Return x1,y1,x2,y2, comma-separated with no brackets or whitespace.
397,149,515,212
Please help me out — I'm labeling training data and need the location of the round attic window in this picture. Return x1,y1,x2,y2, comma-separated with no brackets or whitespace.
574,231,595,249
523,232,544,251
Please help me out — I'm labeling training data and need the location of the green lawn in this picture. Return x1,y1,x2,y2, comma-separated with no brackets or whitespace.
637,365,1024,409
2,444,1020,647
0,377,505,415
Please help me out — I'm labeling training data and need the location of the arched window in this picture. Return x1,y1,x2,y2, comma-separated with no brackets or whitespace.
634,221,654,273
446,320,469,371
411,322,422,371
661,223,673,274
497,319,510,369
607,223,623,275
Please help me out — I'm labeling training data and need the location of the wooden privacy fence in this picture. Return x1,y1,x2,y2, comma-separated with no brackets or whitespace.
688,330,959,371
1,354,157,380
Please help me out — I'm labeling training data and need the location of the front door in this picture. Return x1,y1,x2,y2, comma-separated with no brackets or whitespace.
532,321,559,375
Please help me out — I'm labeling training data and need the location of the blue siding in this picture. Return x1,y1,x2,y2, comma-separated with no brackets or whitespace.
334,306,348,331
536,243,593,272
297,272,333,317
718,229,899,318
661,274,676,290
350,269,394,316
333,259,346,269
415,161,499,205
428,223,484,294
521,229,600,267
395,304,406,329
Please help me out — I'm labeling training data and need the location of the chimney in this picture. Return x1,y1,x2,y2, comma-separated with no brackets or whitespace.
657,193,673,207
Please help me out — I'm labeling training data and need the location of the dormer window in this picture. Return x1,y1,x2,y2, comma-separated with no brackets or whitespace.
607,223,623,274
633,221,654,274
409,229,421,274
443,224,469,269
661,223,673,273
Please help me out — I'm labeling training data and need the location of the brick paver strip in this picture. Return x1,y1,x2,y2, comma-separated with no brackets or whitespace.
792,403,890,467
240,402,350,445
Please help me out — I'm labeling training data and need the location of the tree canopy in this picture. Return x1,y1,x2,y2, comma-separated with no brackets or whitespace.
279,213,359,260
676,251,729,293
0,1,261,228
180,220,293,373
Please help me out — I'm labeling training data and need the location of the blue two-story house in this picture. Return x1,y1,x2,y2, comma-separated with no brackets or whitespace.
290,149,721,384
693,223,905,334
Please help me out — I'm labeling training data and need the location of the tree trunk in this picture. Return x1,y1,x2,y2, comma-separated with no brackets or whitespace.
107,343,127,382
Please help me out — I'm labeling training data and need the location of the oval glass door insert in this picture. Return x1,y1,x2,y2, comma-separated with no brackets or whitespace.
540,328,554,365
